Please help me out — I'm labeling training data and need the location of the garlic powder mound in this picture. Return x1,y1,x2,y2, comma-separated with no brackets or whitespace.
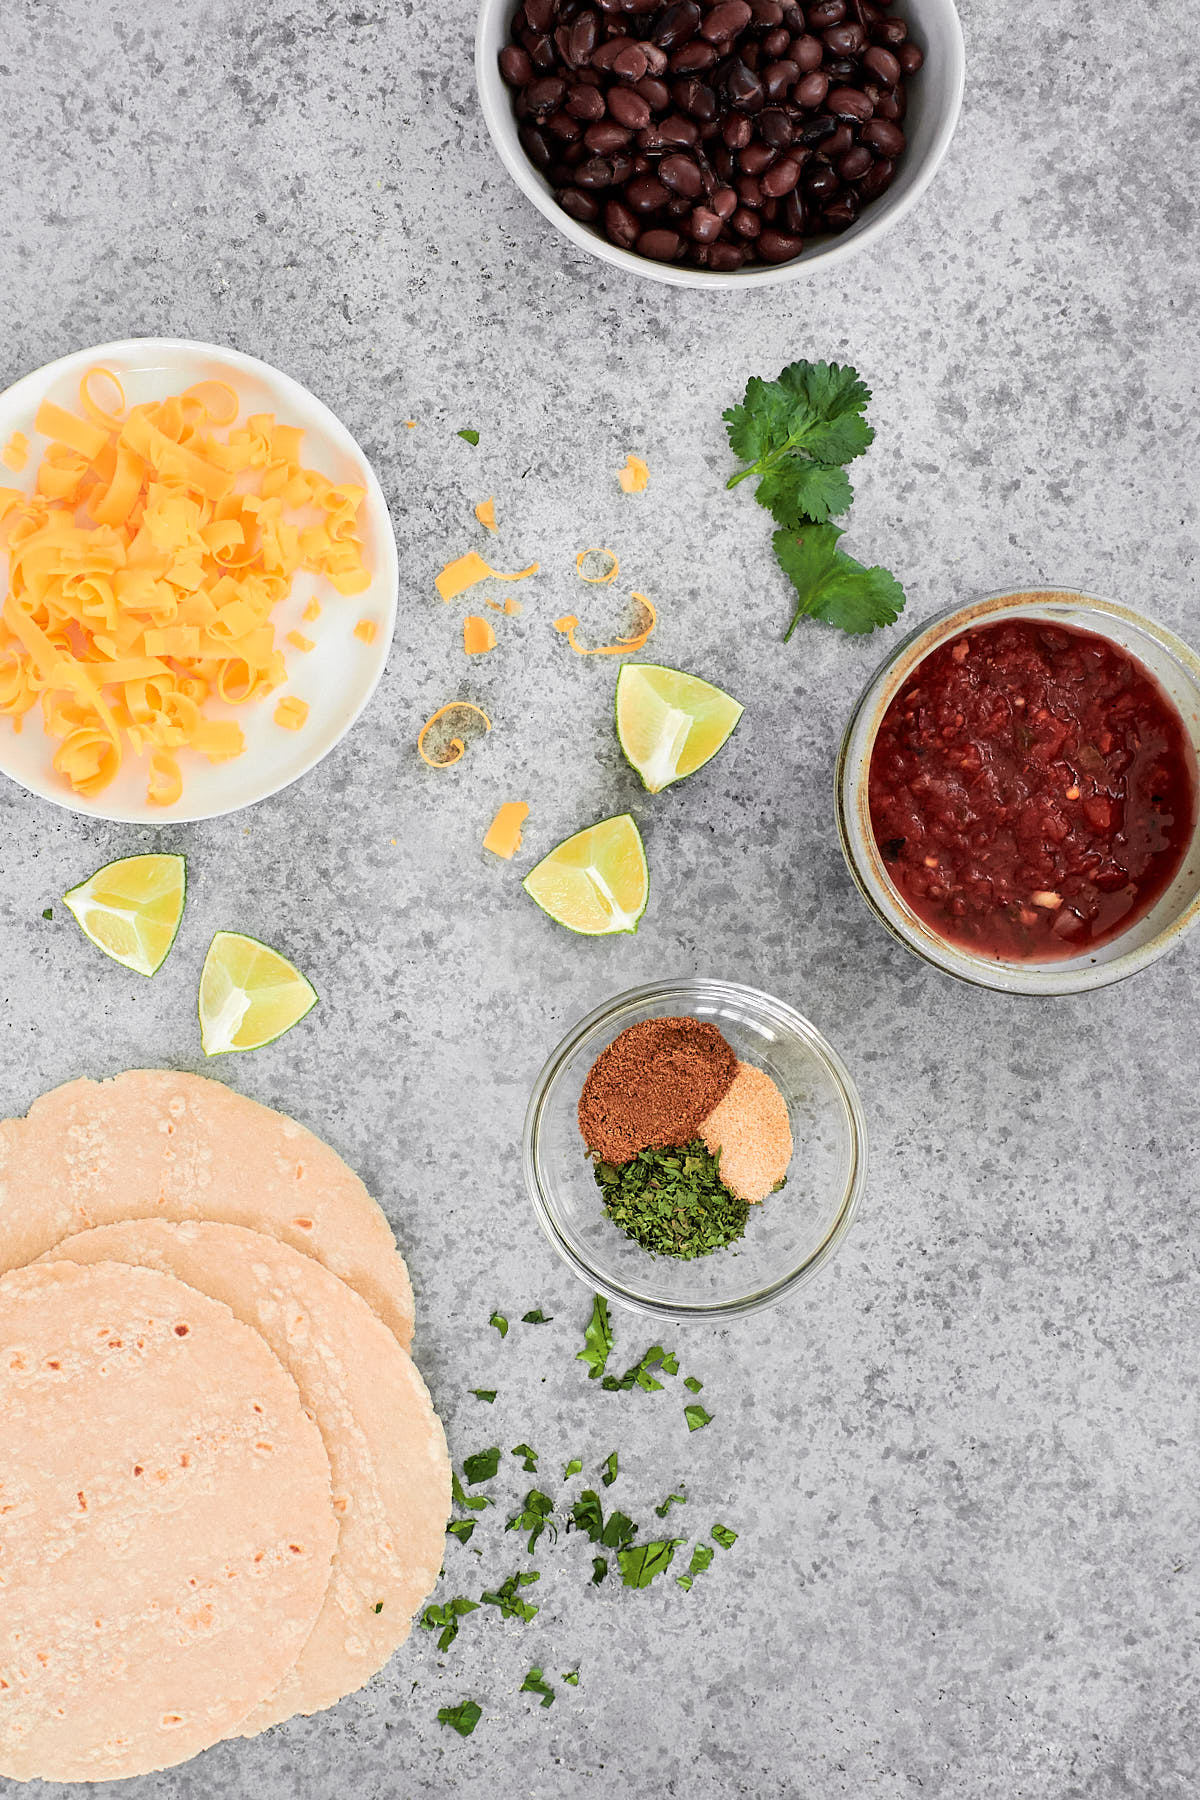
700,1062,793,1204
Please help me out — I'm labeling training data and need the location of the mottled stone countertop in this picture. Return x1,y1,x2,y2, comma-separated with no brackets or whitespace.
1,0,1198,1796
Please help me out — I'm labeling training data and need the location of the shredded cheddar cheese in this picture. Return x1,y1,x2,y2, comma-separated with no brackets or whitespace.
553,592,657,657
474,497,497,533
617,454,649,494
482,595,522,615
417,701,491,769
274,696,309,731
434,551,538,603
483,801,529,859
2,433,29,473
287,631,314,653
354,618,377,644
302,597,321,623
577,548,619,585
0,369,371,803
463,616,497,656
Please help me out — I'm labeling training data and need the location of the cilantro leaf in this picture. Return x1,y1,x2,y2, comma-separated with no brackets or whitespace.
41,907,53,920
773,523,906,640
511,1442,538,1473
480,1570,540,1622
563,1669,580,1686
470,1389,497,1403
684,1404,712,1432
601,1510,636,1551
489,1311,508,1338
520,1666,555,1707
421,1596,479,1651
451,1470,492,1512
521,1308,552,1323
563,1457,583,1479
458,427,480,445
506,1489,555,1554
591,1556,608,1585
568,1489,605,1543
618,1539,683,1588
755,459,853,529
437,1699,482,1737
600,1451,618,1488
602,1344,678,1393
447,1518,476,1544
712,1523,738,1549
724,360,873,482
678,1542,715,1590
373,1600,384,1613
655,1487,687,1519
577,1294,613,1380
463,1448,500,1485
683,1376,703,1394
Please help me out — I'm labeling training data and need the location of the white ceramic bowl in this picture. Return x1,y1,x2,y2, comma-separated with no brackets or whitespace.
0,338,398,823
836,590,1200,996
475,0,965,289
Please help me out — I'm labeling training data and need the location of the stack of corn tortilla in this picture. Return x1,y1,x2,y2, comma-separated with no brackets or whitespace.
0,1070,450,1782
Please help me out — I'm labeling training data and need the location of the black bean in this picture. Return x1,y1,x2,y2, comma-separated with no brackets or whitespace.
824,58,859,80
824,122,853,155
823,21,864,52
661,152,706,195
723,109,753,147
519,123,554,168
792,31,823,69
862,115,903,154
637,226,682,258
526,0,555,29
612,44,650,78
558,184,600,219
805,0,844,23
711,182,738,216
625,173,671,209
761,152,802,194
565,11,600,62
856,154,893,198
783,187,806,231
731,204,762,236
763,56,800,98
708,239,746,268
604,197,640,243
796,112,837,144
897,40,923,73
825,84,873,120
660,110,701,144
795,70,828,107
750,0,785,24
701,1,754,42
837,143,872,180
584,119,633,150
669,39,718,70
762,27,791,57
758,226,804,259
871,15,907,45
499,45,534,85
862,43,900,85
608,84,651,126
526,75,567,113
635,74,671,108
725,59,765,109
547,107,582,138
689,203,726,240
675,76,719,118
591,35,635,67
822,189,860,228
803,159,840,199
759,104,794,145
740,138,778,173
566,82,607,118
736,172,764,205
654,0,702,47
874,85,905,120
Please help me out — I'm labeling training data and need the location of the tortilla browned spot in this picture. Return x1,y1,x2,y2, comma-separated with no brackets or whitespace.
0,1259,336,1783
48,1220,451,1731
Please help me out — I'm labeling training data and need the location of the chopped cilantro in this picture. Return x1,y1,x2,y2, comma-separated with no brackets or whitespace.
458,428,480,445
480,1569,540,1622
519,1666,555,1708
591,1556,608,1585
563,1457,583,1479
451,1470,492,1512
712,1523,738,1549
511,1442,538,1473
373,1600,384,1613
577,1294,613,1380
470,1389,497,1403
600,1451,618,1488
41,907,53,920
774,522,906,641
437,1698,482,1737
655,1487,687,1519
521,1308,552,1323
602,1344,679,1392
420,1596,479,1651
684,1404,712,1433
683,1376,703,1394
595,1144,748,1259
677,1542,715,1591
563,1670,580,1686
506,1489,555,1553
489,1311,508,1338
567,1489,605,1542
463,1447,500,1485
447,1518,476,1544
618,1539,682,1588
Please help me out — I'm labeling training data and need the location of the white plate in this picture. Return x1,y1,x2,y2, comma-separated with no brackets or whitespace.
0,337,398,822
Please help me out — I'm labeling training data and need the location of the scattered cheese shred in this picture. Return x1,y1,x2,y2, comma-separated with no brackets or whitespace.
405,420,417,430
302,597,321,623
435,551,538,603
274,696,309,731
0,368,371,803
475,496,497,533
463,615,497,656
287,631,315,653
2,433,29,473
577,547,619,585
553,592,657,657
483,801,529,859
482,595,522,615
618,454,649,494
417,701,491,769
354,618,377,644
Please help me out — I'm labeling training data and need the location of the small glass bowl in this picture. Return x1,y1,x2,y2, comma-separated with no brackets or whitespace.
523,980,867,1323
836,588,1200,995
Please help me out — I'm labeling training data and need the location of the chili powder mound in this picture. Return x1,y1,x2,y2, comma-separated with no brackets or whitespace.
578,1016,738,1165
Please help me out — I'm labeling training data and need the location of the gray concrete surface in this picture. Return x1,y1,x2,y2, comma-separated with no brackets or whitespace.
1,0,1198,1795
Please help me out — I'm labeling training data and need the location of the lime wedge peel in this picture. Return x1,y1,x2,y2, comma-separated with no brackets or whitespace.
198,931,318,1056
62,853,187,977
615,663,744,795
522,813,649,937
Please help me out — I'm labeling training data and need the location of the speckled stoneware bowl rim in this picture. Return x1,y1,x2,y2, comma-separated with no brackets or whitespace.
474,0,966,291
836,588,1200,996
523,978,868,1322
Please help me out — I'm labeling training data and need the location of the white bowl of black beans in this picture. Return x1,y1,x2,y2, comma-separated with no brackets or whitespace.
476,0,964,286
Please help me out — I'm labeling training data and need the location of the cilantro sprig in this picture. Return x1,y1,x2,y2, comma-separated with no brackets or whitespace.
724,358,905,639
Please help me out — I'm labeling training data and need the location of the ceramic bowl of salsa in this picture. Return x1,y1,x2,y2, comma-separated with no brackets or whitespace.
836,590,1200,995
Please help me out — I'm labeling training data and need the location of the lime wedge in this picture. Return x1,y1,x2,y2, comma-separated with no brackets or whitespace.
522,814,648,936
615,663,743,794
62,853,187,976
199,931,318,1056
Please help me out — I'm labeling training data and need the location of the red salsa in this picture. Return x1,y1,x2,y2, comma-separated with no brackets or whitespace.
867,618,1196,961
